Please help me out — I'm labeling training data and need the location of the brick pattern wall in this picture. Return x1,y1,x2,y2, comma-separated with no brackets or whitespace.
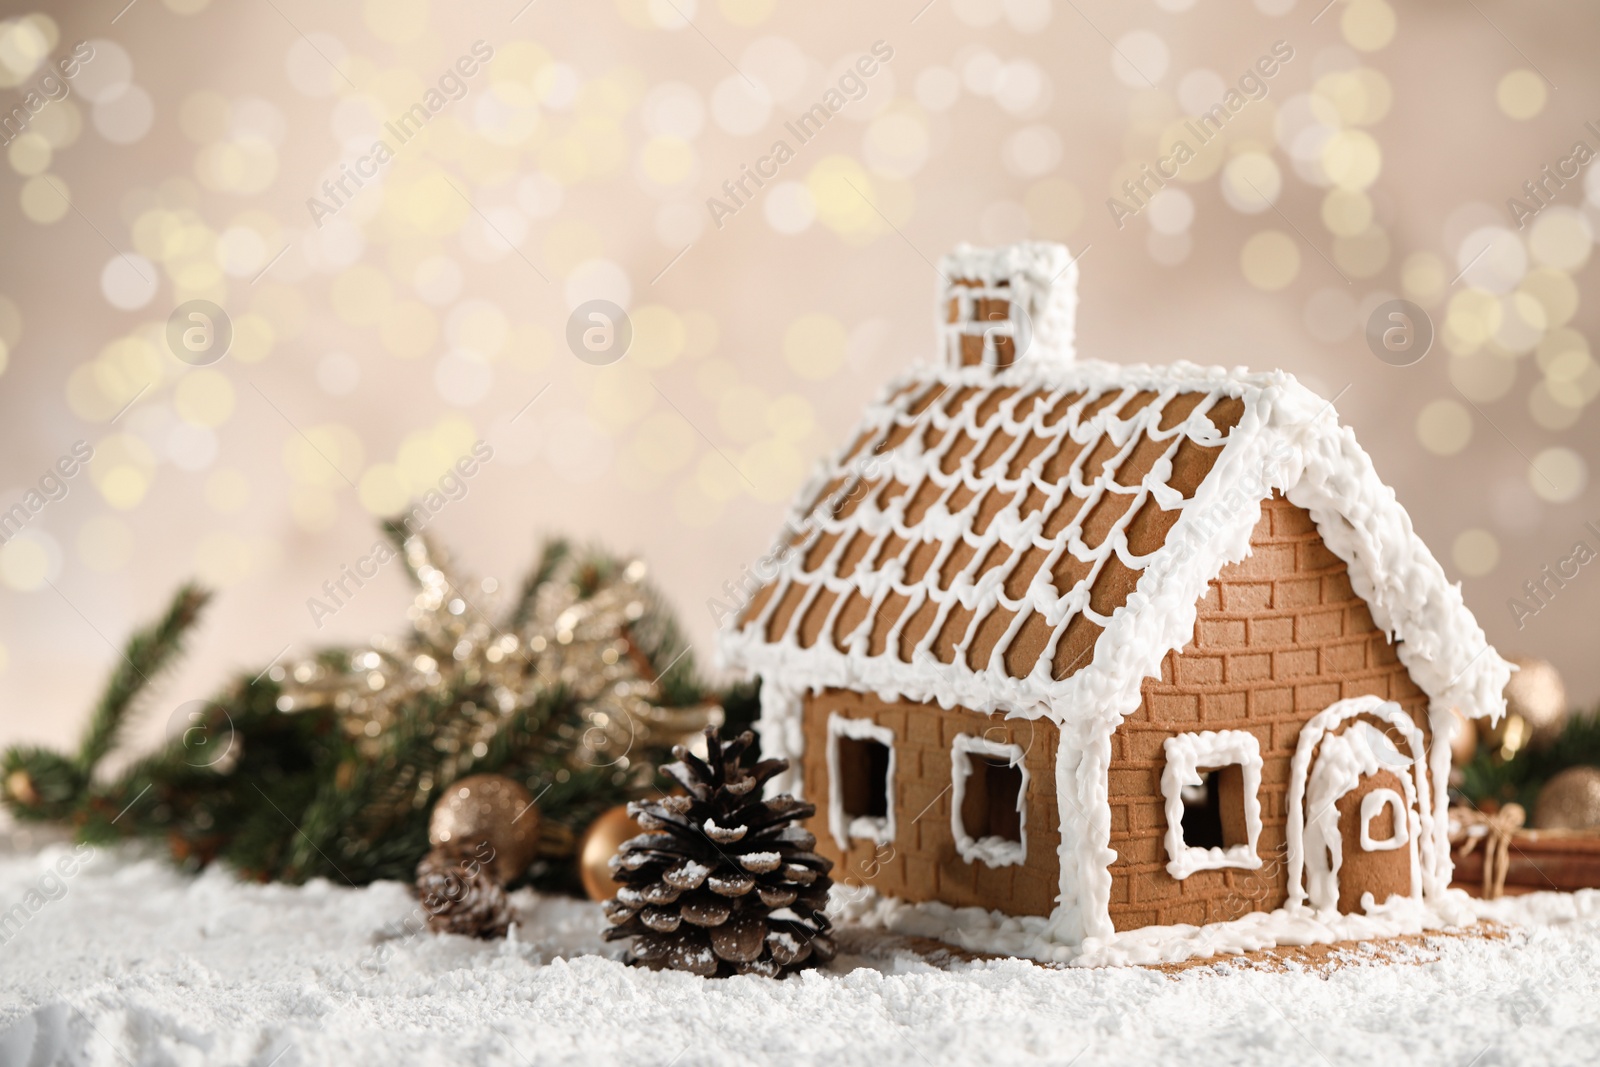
802,689,1061,917
1107,493,1430,931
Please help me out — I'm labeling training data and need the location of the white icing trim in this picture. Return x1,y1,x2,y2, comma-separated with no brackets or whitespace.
1053,720,1102,945
1286,697,1429,912
824,714,897,853
1360,789,1409,852
720,240,1511,957
950,734,1029,868
937,241,1077,370
756,680,805,799
1160,731,1264,880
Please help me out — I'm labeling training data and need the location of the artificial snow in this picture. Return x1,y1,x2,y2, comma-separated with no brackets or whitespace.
1,829,1596,1066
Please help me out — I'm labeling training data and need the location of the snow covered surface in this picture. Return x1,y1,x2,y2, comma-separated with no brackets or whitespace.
2,830,1598,1067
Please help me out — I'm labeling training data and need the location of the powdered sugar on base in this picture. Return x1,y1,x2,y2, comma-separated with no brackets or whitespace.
830,883,1483,968
1071,893,1482,968
833,883,1081,963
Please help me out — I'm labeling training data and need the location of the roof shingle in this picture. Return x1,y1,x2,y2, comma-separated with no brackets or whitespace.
736,371,1243,685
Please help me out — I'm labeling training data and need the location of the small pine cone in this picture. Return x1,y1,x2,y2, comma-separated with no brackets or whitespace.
416,842,512,939
603,728,835,978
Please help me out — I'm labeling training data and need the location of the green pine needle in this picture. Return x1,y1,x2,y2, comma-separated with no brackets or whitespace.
77,584,210,776
1458,708,1600,813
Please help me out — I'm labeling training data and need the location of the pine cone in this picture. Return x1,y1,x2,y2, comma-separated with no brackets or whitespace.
416,842,512,939
602,728,835,977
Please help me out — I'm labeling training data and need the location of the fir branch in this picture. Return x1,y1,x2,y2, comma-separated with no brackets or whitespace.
1459,708,1600,810
508,538,571,631
11,528,712,895
1,746,83,820
625,573,702,707
380,516,420,582
306,691,462,877
76,584,210,777
75,674,292,846
4,584,209,821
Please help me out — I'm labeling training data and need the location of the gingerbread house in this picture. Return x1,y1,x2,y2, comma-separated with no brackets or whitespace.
717,241,1510,965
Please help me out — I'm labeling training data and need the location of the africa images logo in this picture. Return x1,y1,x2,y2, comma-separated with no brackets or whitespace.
703,40,895,229
305,41,494,227
1106,41,1295,229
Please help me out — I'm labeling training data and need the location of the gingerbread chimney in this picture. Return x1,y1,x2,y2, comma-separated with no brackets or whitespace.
936,241,1079,371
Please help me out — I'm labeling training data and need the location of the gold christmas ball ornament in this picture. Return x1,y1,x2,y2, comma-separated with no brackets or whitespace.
1508,657,1568,742
578,803,643,901
4,770,37,806
428,774,541,885
1533,766,1600,831
1487,657,1568,760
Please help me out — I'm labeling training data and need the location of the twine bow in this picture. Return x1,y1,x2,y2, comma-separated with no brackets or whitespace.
1453,803,1526,900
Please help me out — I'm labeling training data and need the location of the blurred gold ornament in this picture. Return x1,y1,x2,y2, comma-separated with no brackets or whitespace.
4,770,35,806
1448,706,1478,765
578,803,642,901
1507,657,1568,744
1533,766,1600,831
429,773,541,884
1487,657,1567,760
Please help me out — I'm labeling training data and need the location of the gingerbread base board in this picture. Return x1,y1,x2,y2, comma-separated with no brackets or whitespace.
831,920,1511,975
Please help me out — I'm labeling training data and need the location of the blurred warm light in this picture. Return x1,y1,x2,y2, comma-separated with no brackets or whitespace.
0,0,1595,750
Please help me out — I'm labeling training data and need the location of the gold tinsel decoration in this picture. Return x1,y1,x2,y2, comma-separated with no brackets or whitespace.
269,533,713,824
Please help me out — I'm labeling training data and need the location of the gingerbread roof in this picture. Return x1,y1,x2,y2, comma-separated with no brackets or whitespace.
718,243,1509,733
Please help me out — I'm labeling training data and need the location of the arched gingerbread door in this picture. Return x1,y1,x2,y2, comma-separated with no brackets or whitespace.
1290,697,1428,915
1333,767,1415,913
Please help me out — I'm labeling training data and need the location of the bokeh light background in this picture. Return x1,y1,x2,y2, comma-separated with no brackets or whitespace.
0,0,1596,757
